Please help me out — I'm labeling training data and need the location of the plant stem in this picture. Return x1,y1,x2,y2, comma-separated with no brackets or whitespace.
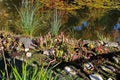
1,49,9,80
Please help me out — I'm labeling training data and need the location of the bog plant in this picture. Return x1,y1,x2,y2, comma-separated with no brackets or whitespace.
96,32,111,42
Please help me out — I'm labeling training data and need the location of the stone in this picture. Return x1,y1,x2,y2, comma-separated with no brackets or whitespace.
104,42,118,47
107,78,113,80
101,66,115,73
19,37,36,49
64,66,77,75
112,56,119,63
43,50,50,56
83,62,94,71
105,66,116,72
89,73,103,80
25,48,29,52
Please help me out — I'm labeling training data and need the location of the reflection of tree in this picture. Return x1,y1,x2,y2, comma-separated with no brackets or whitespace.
3,0,21,12
100,10,120,32
0,1,9,30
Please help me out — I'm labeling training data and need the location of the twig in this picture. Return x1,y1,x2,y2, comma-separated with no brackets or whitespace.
1,49,9,80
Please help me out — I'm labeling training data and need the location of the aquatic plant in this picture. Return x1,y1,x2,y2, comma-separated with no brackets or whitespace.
50,9,62,36
16,2,41,37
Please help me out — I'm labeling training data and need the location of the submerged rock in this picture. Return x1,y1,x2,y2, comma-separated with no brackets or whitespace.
101,65,116,73
25,48,29,52
83,62,94,71
43,50,50,56
89,73,103,80
64,66,77,75
106,66,116,72
112,56,119,63
107,78,113,80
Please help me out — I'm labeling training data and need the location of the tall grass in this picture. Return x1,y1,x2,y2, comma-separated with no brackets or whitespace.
16,2,40,37
11,63,57,80
50,9,62,36
0,71,5,80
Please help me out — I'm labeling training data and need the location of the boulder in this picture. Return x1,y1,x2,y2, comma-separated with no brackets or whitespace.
19,37,37,50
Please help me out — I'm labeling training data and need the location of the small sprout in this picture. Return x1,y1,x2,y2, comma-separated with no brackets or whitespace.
101,66,116,73
112,56,119,63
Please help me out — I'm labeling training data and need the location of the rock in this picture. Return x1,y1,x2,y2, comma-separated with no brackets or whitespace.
98,40,104,46
101,66,110,72
107,78,113,80
25,48,29,52
105,66,116,72
105,42,118,47
43,49,55,58
89,73,103,80
64,66,77,75
19,37,36,49
83,62,94,71
83,40,95,44
43,50,50,56
112,56,119,63
43,49,55,56
101,66,116,73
